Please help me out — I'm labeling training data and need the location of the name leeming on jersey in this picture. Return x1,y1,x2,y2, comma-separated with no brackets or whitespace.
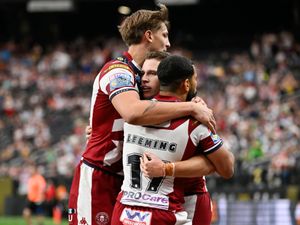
126,134,177,152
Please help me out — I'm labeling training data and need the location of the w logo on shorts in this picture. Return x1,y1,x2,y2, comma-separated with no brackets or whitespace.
121,208,152,225
125,210,150,221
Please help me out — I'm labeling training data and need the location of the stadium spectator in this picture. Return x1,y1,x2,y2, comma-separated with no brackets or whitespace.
44,179,56,217
23,163,47,225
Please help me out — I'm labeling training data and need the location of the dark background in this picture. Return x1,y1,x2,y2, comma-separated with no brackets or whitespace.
0,0,299,49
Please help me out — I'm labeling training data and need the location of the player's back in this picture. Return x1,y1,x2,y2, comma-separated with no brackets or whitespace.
120,117,200,212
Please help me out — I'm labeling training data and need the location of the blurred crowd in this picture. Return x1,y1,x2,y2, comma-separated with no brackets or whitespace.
0,32,299,199
194,31,300,193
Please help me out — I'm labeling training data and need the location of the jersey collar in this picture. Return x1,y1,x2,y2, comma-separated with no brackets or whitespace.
154,94,183,102
123,52,142,72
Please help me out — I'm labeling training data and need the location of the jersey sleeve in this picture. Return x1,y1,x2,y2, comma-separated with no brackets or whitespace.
189,123,223,155
99,63,139,100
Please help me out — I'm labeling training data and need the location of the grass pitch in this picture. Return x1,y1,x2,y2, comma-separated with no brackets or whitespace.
0,216,68,225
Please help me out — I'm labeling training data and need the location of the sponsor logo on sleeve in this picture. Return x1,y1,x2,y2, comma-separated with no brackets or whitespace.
104,63,131,73
109,73,132,91
210,133,221,144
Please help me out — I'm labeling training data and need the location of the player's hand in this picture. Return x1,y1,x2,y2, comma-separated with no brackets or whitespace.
192,102,216,134
140,152,165,177
191,96,207,106
85,125,92,140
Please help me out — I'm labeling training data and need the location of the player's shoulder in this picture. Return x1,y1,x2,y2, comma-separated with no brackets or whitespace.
187,117,209,133
101,58,133,75
166,116,193,131
171,116,203,125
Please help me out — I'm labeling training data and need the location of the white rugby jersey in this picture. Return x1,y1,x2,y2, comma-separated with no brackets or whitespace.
118,95,223,212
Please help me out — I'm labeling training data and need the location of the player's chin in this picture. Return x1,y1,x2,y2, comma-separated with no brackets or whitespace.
143,94,153,99
142,91,154,99
157,47,167,52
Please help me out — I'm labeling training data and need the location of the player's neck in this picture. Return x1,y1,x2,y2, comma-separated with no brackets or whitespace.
128,45,147,67
159,91,187,102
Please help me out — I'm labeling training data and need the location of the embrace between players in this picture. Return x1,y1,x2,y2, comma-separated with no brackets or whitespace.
68,4,234,225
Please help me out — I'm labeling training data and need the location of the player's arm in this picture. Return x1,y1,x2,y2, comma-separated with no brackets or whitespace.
111,90,216,133
85,95,211,137
141,126,234,179
172,145,234,179
140,152,215,178
205,144,235,179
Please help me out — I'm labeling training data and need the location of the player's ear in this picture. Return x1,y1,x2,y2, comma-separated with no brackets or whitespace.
179,79,190,93
183,79,190,92
144,30,153,43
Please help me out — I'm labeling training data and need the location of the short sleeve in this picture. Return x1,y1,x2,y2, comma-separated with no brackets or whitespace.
190,124,223,155
99,63,139,100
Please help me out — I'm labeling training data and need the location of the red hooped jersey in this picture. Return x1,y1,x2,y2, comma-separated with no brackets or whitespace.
82,52,141,174
119,95,223,212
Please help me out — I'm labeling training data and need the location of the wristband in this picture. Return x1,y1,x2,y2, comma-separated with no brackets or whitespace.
165,163,175,176
162,163,166,177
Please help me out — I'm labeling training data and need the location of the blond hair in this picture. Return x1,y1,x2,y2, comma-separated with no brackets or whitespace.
118,4,169,46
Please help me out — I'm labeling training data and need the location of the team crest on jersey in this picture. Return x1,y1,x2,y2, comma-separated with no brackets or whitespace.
95,212,109,225
109,73,132,91
120,208,152,225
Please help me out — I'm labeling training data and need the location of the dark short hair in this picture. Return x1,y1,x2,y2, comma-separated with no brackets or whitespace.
157,55,194,91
